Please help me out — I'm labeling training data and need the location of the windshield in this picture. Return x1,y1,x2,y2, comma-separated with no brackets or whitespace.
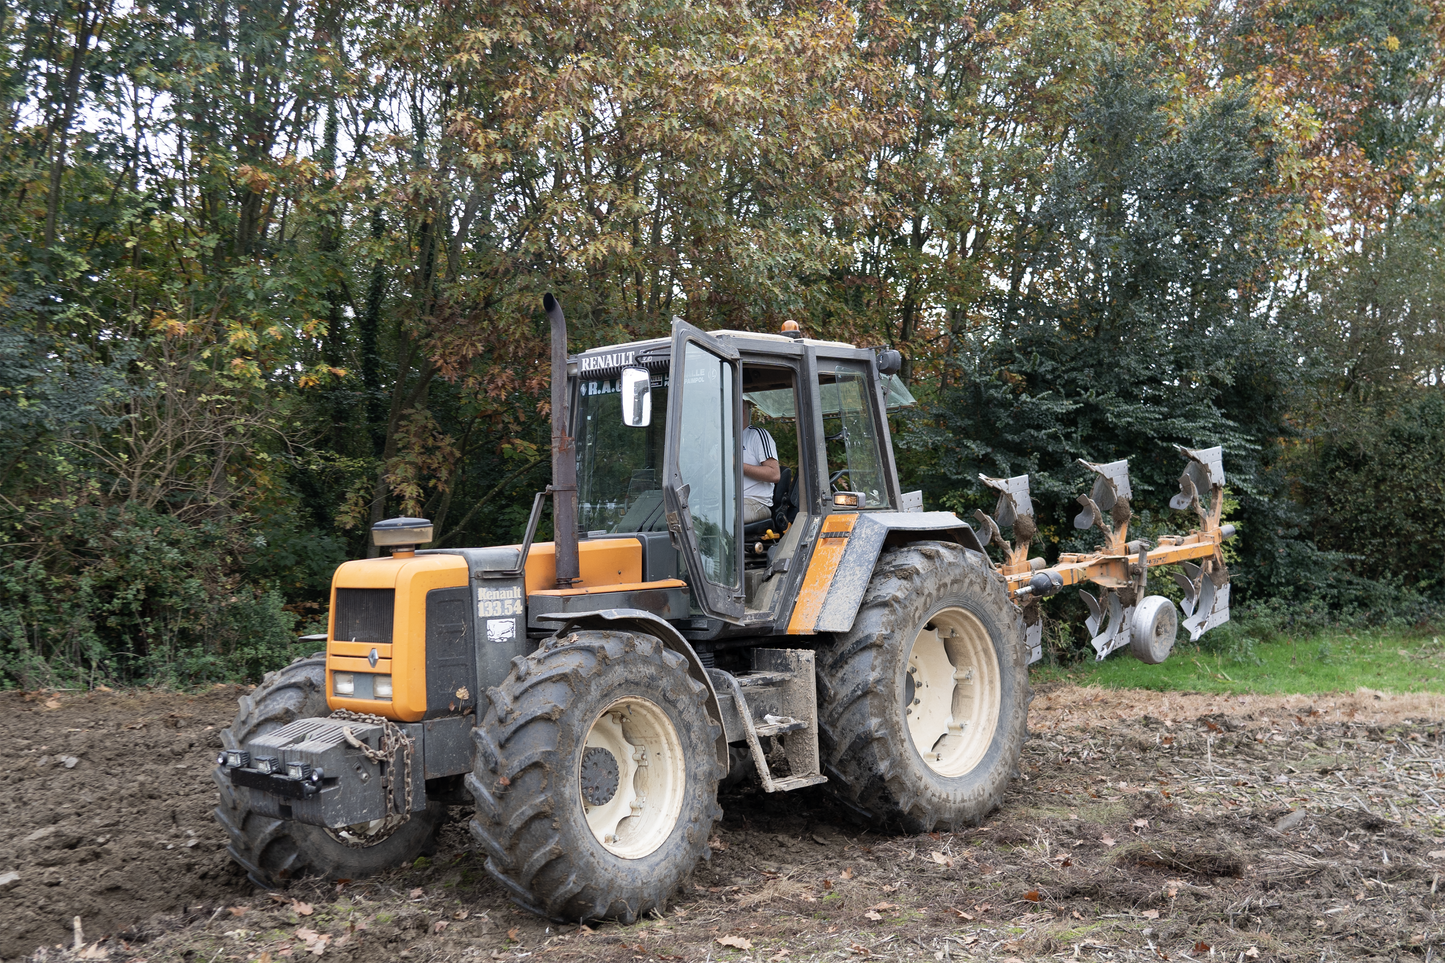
575,372,670,534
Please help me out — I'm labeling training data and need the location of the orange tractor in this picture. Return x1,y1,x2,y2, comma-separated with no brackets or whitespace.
214,297,1234,921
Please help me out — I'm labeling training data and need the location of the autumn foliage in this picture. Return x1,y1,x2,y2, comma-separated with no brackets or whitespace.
0,0,1441,683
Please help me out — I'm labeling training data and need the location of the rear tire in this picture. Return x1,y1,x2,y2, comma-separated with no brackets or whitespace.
816,541,1030,831
468,631,723,923
213,655,446,886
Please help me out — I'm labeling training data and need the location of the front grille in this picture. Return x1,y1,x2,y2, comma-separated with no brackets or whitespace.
332,588,395,644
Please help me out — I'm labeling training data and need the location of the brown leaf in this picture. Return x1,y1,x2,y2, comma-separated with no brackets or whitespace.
848,942,870,955
1072,910,1083,920
866,902,897,912
1194,943,1212,953
882,883,900,893
292,902,313,917
507,927,520,941
948,908,975,920
768,952,789,962
930,851,954,867
1245,948,1260,959
716,936,753,950
228,906,248,917
822,878,833,890
1100,836,1116,848
864,910,882,921
1022,890,1041,902
432,921,448,934
841,867,854,880
1132,818,1149,830
497,775,511,786
452,910,469,920
709,837,728,851
295,928,319,942
43,696,62,710
1141,909,1159,920
408,888,424,899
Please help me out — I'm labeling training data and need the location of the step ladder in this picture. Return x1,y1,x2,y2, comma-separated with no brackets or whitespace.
708,649,828,793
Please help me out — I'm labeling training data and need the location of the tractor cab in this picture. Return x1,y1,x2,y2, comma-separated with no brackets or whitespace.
568,320,916,628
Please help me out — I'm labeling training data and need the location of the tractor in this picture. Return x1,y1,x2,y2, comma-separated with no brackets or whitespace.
213,296,1235,922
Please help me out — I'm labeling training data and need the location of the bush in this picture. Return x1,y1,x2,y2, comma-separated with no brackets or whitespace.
1294,388,1445,594
0,502,302,689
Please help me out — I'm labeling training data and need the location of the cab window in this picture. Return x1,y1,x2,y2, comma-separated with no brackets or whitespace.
819,362,888,508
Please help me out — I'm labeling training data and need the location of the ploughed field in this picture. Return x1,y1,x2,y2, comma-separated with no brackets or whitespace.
2,683,1442,963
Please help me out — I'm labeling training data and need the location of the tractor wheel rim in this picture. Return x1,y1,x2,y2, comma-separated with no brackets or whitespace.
580,696,686,859
904,606,1002,777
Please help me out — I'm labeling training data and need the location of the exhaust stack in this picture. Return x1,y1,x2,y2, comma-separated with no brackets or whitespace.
545,293,579,585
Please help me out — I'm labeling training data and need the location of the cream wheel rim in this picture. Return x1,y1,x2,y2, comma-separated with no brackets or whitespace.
579,697,686,859
904,606,1002,777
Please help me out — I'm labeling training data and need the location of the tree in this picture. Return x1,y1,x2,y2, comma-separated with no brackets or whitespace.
908,61,1292,586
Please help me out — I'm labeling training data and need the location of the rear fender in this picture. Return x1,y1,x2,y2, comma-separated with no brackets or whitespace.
810,512,992,634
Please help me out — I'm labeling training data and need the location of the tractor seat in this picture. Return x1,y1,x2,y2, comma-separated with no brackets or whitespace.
743,466,799,540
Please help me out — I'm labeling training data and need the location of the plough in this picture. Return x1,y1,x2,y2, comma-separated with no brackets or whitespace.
973,446,1235,666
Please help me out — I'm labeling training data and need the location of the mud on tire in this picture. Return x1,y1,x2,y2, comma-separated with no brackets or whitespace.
817,541,1030,832
467,631,723,923
213,655,446,886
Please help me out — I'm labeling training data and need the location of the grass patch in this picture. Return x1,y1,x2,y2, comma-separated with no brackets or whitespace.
1034,626,1445,695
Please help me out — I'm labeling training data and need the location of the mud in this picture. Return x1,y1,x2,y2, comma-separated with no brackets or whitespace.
2,683,1442,963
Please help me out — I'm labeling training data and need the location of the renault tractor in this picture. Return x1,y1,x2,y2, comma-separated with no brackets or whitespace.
214,296,1235,922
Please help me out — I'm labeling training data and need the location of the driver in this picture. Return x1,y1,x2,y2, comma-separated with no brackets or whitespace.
742,402,780,524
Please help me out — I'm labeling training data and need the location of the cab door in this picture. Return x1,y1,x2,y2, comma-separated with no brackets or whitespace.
662,321,744,621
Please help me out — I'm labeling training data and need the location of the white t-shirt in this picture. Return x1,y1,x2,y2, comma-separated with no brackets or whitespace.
742,425,778,503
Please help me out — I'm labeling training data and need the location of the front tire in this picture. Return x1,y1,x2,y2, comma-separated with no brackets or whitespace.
467,631,723,923
817,541,1030,831
213,655,446,886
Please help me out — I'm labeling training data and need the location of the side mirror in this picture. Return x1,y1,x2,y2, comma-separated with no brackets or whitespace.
620,366,652,427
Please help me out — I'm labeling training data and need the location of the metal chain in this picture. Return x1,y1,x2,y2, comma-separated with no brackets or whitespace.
329,709,414,846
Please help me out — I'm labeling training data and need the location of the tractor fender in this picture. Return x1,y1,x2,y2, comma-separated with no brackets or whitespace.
534,608,730,770
811,512,994,634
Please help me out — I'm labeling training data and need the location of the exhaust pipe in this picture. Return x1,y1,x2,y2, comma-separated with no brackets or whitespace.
545,294,579,585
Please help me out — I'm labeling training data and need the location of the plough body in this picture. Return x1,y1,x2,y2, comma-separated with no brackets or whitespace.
975,446,1235,666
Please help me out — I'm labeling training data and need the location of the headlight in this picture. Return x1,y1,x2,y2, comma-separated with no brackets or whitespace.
285,760,312,781
221,749,250,768
333,672,354,696
373,674,393,699
253,755,281,775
